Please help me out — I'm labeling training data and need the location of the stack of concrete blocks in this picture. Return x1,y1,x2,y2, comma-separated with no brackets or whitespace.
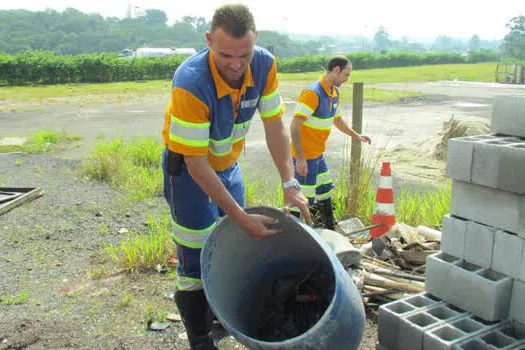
376,95,525,350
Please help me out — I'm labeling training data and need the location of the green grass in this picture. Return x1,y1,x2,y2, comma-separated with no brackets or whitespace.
0,62,497,109
0,289,31,305
279,62,496,103
87,137,450,271
118,292,133,309
0,130,82,154
279,62,497,83
332,142,451,228
82,138,164,202
396,184,451,228
245,178,284,208
104,214,175,271
0,80,170,102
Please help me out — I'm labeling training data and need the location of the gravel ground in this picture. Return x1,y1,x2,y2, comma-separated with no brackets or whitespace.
0,153,379,349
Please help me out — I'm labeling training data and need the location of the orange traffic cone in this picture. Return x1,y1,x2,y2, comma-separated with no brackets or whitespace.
370,162,396,238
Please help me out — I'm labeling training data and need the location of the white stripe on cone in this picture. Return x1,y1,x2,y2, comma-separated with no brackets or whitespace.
379,176,393,189
374,202,396,216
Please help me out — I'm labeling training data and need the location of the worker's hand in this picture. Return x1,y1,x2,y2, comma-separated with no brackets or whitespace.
236,213,281,239
283,188,312,225
359,135,372,144
296,158,308,177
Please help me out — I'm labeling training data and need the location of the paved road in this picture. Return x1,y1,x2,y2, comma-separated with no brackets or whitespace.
1,80,524,185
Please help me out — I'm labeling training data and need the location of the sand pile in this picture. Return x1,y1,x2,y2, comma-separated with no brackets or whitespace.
435,116,491,160
383,116,491,183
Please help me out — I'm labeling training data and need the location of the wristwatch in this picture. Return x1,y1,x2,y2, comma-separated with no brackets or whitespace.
282,179,301,191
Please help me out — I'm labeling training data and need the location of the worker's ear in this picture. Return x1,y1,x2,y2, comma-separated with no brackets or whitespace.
205,32,213,48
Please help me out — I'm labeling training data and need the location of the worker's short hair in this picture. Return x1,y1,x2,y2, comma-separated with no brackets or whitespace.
210,4,257,38
328,56,351,72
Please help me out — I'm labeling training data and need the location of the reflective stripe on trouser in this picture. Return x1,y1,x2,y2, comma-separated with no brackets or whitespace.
291,154,334,213
162,149,245,291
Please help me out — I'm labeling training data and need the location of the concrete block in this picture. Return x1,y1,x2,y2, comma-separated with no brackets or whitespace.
446,137,475,182
445,135,525,194
454,321,525,349
464,221,496,269
378,293,442,349
423,315,502,350
492,230,524,279
520,248,525,282
426,252,464,302
402,292,443,309
396,303,469,350
498,142,525,195
472,139,505,188
455,266,513,322
450,180,525,238
510,280,525,324
426,253,513,321
378,301,418,349
375,344,388,350
441,214,468,259
397,311,444,350
492,95,525,138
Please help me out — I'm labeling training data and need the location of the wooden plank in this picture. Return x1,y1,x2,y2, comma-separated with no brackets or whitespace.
0,187,44,215
350,82,364,180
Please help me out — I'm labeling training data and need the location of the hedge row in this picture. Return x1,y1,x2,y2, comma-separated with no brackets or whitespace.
0,49,499,86
277,50,499,73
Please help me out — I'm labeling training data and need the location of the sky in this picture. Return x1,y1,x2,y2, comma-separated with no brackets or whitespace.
2,0,525,41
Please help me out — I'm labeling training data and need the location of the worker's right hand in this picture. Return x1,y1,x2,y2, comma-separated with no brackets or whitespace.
296,158,308,177
236,213,281,239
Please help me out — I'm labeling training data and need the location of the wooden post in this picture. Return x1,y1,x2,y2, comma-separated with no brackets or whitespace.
351,82,364,180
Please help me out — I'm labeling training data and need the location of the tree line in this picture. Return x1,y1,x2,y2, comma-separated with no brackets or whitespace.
0,8,322,58
0,8,524,60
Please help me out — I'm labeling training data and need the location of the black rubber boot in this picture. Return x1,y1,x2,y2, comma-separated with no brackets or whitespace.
175,290,218,350
318,198,336,230
309,203,321,227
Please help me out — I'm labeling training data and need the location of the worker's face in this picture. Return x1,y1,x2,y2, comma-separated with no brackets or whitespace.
206,27,257,84
334,64,352,87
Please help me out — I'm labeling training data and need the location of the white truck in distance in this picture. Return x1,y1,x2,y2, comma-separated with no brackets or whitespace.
119,47,197,59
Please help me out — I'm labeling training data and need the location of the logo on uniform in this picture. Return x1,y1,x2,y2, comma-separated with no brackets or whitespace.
241,97,259,109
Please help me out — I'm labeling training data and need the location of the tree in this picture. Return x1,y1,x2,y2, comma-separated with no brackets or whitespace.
469,35,480,51
144,9,168,26
374,27,391,53
503,16,525,59
432,36,461,52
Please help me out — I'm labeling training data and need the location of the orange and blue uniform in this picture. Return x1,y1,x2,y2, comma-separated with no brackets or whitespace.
291,75,340,205
162,46,284,291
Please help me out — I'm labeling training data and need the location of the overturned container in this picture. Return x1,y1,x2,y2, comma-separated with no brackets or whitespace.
201,206,366,350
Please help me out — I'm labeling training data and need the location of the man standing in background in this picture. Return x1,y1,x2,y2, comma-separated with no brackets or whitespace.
290,56,371,230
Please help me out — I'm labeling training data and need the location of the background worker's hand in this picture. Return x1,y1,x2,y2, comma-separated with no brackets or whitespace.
237,213,281,239
296,158,308,177
283,188,312,225
359,135,372,144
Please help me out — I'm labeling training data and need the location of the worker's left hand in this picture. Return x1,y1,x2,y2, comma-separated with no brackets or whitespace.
359,135,372,144
283,188,312,225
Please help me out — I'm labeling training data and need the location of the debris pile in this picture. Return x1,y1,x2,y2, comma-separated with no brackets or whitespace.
335,219,441,305
256,269,334,341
